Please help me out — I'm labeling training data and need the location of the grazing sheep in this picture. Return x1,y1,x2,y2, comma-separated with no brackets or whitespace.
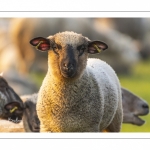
30,31,123,132
0,73,24,122
122,88,149,126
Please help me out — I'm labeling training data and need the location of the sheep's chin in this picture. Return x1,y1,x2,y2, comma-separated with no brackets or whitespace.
61,72,76,79
134,115,145,126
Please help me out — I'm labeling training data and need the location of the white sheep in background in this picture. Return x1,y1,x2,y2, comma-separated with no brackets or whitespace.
30,31,123,132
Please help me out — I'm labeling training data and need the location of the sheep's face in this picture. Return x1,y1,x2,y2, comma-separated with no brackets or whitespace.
30,31,108,80
0,76,24,122
122,88,149,126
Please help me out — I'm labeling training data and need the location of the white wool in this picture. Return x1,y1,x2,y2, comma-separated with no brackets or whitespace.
87,58,121,130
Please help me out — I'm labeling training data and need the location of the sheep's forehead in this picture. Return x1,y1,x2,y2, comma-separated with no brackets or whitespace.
54,31,87,46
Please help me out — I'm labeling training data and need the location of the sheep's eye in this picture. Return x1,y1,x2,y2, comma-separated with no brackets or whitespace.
52,44,62,56
52,44,57,50
57,44,62,50
52,44,62,50
77,45,86,56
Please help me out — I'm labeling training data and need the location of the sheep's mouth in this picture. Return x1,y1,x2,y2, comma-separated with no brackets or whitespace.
133,115,146,126
61,71,76,78
4,116,22,123
133,108,149,126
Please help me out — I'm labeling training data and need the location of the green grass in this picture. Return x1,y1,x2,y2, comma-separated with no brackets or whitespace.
118,59,150,132
30,72,45,88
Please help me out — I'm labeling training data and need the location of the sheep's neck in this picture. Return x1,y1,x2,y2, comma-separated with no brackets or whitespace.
48,70,89,96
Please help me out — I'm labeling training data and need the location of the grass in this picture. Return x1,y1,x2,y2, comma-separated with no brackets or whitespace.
30,72,45,88
118,59,150,132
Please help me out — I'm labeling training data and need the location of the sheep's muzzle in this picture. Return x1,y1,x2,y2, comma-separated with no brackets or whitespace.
60,45,77,78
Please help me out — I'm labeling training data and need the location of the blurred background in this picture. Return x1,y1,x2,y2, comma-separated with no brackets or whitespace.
0,18,150,132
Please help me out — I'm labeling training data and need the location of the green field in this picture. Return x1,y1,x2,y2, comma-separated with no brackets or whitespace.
119,59,150,132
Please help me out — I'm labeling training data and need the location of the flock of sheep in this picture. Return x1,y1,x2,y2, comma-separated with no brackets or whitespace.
0,31,149,132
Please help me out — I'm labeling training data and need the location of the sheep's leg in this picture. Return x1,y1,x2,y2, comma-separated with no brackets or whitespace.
105,99,123,132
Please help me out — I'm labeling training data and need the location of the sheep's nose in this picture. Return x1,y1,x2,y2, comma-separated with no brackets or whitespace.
63,63,73,72
142,104,149,109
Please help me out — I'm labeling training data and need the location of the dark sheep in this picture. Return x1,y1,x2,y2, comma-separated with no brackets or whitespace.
21,94,40,132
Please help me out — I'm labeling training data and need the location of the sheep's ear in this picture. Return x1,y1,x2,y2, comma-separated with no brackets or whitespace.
30,37,50,51
88,41,108,54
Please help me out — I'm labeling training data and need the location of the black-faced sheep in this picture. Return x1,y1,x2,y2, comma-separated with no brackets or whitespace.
0,73,24,122
30,31,123,132
122,88,149,126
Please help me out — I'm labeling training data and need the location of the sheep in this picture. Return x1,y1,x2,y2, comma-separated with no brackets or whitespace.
21,94,40,132
122,88,149,126
0,73,24,121
30,31,123,132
